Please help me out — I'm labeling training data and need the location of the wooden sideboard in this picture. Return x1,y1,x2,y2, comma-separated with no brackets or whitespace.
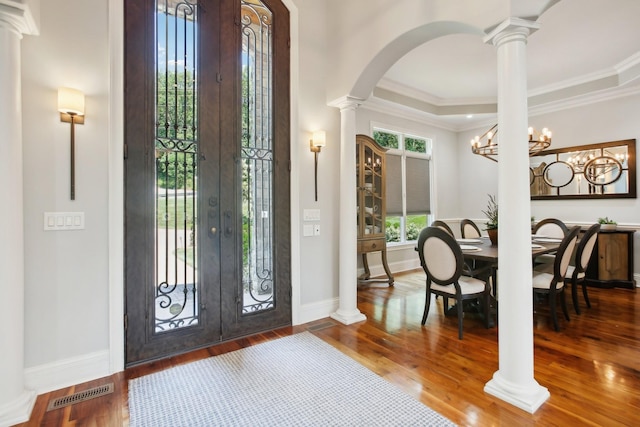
585,228,636,289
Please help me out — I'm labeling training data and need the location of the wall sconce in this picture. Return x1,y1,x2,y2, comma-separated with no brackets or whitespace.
310,130,326,201
58,87,85,200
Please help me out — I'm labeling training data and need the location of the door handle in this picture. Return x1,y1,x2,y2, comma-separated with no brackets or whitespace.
208,209,218,237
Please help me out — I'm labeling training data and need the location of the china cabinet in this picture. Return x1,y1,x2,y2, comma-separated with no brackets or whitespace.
356,134,393,285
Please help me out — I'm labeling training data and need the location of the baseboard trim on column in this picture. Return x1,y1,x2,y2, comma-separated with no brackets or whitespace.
484,370,550,414
0,389,37,426
330,309,366,325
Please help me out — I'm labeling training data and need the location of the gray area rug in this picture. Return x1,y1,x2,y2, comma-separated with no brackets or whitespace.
128,332,456,426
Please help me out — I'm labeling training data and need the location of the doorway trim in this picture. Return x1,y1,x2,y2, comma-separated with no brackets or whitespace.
106,0,302,373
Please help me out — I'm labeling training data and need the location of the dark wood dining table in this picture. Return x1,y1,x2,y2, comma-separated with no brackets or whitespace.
458,236,562,263
453,235,563,328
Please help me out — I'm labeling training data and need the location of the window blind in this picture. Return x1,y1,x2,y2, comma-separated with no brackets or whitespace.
385,154,403,216
406,156,430,215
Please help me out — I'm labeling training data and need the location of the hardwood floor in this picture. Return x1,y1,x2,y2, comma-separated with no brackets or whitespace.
16,270,640,426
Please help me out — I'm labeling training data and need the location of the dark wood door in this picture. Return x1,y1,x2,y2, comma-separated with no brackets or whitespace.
124,0,291,366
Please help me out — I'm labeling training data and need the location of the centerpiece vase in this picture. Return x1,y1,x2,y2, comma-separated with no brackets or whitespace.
488,228,498,245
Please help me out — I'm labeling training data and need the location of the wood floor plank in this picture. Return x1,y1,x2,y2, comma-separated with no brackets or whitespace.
14,270,640,426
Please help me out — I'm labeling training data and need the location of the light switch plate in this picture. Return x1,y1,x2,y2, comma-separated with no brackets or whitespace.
303,209,320,221
44,212,85,231
303,224,314,237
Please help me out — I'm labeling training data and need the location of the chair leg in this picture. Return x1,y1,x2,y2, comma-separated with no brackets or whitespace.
582,281,592,308
457,297,464,339
483,294,490,329
571,277,581,315
549,291,559,331
560,288,570,321
421,290,432,325
442,297,449,316
491,268,498,298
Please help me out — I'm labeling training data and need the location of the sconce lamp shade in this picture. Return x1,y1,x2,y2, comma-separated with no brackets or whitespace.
312,130,326,148
58,87,85,116
310,130,326,201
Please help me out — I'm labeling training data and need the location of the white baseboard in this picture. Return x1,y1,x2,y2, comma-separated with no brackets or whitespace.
358,258,421,280
0,389,37,427
295,297,339,325
24,350,111,395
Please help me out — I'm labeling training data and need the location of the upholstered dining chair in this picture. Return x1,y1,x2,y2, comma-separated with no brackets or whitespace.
417,226,492,339
532,226,580,331
566,223,601,314
459,218,496,290
533,218,569,238
533,218,569,265
431,220,454,237
460,219,482,239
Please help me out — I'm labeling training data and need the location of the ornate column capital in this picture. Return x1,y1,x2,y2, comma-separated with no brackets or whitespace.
0,0,40,36
328,95,364,112
483,17,539,47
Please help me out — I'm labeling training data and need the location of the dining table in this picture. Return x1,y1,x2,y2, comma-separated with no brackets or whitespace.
456,235,562,264
454,235,563,326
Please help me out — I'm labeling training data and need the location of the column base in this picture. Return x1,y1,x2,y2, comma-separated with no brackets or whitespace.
0,389,37,426
330,308,366,325
484,370,549,414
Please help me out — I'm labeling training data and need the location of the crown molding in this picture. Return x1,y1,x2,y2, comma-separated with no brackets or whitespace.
615,51,640,74
361,96,469,132
365,79,640,134
377,77,496,107
528,82,640,118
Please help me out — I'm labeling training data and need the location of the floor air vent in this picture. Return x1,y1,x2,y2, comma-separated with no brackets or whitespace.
46,383,114,411
307,321,338,331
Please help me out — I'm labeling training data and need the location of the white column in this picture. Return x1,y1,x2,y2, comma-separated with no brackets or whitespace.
0,1,39,425
483,18,549,414
330,97,366,325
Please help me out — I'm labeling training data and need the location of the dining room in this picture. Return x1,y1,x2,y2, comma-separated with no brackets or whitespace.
354,84,640,414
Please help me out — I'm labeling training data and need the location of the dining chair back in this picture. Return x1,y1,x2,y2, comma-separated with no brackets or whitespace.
459,218,495,287
417,226,491,339
431,220,454,237
533,218,569,238
460,219,482,238
566,223,600,314
532,226,580,331
533,218,570,265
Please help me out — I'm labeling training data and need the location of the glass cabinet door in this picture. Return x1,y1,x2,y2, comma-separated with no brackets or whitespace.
362,144,384,237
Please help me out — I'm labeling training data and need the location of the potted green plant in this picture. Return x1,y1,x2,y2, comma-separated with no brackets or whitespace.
482,194,499,245
598,216,617,231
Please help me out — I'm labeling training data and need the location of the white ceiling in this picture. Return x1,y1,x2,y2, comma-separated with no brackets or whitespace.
373,0,640,130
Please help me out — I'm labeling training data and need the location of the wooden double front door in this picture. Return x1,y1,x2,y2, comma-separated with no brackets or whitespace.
124,0,291,366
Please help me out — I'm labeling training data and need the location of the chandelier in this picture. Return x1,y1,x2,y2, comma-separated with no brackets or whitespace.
470,124,552,162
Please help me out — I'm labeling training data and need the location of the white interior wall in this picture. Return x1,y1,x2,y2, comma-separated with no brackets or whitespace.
21,0,110,370
295,0,341,308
